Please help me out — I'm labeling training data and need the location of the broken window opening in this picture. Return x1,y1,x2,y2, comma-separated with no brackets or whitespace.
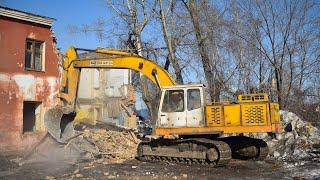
25,39,44,71
23,101,41,133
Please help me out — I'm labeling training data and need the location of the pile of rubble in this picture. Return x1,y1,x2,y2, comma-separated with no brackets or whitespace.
250,110,320,161
65,124,140,160
17,124,140,166
74,127,140,160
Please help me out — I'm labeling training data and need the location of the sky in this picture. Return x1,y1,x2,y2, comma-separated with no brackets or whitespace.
0,0,201,84
1,0,112,51
1,0,152,112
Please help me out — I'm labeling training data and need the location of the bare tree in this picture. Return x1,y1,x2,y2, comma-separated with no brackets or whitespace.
234,0,320,109
107,0,163,123
69,0,320,124
158,0,184,83
107,0,155,55
183,0,220,101
183,0,241,101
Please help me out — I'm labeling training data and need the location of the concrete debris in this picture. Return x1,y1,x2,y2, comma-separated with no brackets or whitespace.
13,123,141,167
249,110,320,161
76,126,140,160
75,173,84,178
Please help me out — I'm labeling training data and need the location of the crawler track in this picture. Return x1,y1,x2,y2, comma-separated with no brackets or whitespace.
254,140,269,160
137,138,232,167
221,136,269,160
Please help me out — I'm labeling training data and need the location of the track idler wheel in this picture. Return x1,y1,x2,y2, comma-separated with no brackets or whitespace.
206,148,218,162
44,107,76,143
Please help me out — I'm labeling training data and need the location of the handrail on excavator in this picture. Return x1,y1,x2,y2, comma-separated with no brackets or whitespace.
74,47,141,57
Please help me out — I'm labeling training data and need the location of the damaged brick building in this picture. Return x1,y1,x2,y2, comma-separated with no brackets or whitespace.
0,6,60,154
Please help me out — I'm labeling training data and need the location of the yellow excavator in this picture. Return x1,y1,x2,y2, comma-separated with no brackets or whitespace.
44,47,281,166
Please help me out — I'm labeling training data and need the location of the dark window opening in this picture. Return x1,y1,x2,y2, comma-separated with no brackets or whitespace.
23,101,41,133
25,39,43,71
187,89,201,111
161,90,184,112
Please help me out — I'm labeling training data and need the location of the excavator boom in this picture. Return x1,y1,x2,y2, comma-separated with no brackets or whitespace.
45,47,177,142
60,47,175,109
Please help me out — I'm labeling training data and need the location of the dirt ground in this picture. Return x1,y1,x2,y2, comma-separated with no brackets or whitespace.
1,155,319,180
1,124,319,180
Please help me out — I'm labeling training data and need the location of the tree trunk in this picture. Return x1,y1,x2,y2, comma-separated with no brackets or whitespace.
274,67,283,109
185,0,220,101
159,0,183,84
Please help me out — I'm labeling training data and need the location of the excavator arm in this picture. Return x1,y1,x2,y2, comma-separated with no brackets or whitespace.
45,47,176,142
59,47,176,111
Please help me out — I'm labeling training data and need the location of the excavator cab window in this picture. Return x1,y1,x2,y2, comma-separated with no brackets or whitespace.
187,89,201,111
161,90,184,112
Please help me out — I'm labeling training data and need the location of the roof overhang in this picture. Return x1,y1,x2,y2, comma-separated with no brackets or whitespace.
0,6,55,26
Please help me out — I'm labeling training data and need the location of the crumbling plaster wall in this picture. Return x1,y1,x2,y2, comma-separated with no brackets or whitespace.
76,68,136,127
0,16,60,155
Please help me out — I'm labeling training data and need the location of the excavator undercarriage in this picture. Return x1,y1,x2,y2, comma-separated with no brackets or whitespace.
138,138,231,166
137,136,269,167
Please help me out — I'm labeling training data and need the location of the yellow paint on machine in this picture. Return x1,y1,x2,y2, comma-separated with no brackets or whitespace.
205,106,223,127
59,47,176,111
74,108,94,125
159,93,281,136
270,103,280,124
224,105,241,126
241,104,267,126
57,47,281,138
155,124,281,136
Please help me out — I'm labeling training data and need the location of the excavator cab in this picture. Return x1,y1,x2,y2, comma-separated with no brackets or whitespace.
158,84,205,128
